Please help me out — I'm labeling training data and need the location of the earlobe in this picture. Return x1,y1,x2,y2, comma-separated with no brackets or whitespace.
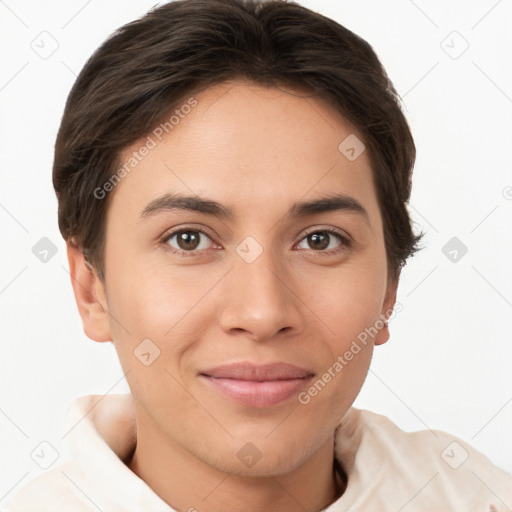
374,276,399,346
66,241,112,342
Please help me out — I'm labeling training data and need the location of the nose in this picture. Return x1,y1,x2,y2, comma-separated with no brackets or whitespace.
217,247,303,342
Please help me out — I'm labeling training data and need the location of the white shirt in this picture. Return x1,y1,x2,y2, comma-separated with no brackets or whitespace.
5,394,512,511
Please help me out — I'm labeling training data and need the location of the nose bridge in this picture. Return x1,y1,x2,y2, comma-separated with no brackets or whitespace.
238,250,287,303
218,240,300,339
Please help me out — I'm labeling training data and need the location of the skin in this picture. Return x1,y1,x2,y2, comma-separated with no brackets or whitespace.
68,80,398,511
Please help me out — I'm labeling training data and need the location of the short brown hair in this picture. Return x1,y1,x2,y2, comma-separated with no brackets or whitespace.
53,0,423,283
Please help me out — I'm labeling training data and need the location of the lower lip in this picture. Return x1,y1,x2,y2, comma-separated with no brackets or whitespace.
202,376,312,408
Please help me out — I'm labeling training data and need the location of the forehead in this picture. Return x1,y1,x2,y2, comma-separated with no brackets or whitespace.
110,80,380,227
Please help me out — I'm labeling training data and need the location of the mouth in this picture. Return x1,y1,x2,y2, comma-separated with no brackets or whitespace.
198,362,315,408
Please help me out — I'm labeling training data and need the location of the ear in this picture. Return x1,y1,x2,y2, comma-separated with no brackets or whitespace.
374,275,399,347
66,241,112,342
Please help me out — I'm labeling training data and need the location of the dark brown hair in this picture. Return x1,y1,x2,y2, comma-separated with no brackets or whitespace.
53,0,423,283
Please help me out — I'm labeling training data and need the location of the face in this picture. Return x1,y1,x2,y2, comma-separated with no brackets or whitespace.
73,81,397,477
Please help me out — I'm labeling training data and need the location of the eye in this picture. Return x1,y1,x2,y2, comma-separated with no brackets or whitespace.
161,226,351,258
163,228,216,254
296,228,350,254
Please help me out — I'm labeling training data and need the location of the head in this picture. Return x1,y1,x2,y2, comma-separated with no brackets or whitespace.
56,0,423,478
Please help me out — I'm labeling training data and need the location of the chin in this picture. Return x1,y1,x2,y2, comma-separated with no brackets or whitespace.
192,435,311,478
228,454,306,479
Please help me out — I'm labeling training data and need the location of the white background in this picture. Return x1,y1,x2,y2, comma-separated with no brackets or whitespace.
1,0,511,504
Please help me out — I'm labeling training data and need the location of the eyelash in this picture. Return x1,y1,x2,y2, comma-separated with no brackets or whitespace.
160,225,352,258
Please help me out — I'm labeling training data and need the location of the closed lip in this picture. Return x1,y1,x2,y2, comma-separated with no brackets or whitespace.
199,362,315,381
198,362,315,408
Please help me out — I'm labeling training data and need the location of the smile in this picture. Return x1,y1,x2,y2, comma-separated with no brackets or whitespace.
199,362,315,408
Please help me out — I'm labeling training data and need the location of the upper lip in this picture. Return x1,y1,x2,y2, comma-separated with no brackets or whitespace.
200,362,314,381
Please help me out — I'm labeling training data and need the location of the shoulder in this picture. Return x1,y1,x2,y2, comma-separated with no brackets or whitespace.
3,461,95,512
333,408,512,511
4,394,145,512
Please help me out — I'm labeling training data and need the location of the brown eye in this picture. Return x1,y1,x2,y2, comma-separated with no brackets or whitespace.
165,229,213,252
307,232,330,250
176,231,200,250
296,229,348,253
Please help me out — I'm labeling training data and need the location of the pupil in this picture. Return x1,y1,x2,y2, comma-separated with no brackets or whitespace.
178,231,200,250
309,232,329,250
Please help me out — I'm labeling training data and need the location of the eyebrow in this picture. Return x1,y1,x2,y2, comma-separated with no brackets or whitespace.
140,192,370,224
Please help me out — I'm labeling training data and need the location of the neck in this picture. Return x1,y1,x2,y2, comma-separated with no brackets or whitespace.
127,417,344,511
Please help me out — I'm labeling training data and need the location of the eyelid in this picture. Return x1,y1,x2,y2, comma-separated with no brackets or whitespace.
299,225,352,242
161,223,217,241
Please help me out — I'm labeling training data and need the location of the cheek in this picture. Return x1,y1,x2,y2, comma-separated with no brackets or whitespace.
104,266,203,414
307,260,387,347
105,257,223,367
